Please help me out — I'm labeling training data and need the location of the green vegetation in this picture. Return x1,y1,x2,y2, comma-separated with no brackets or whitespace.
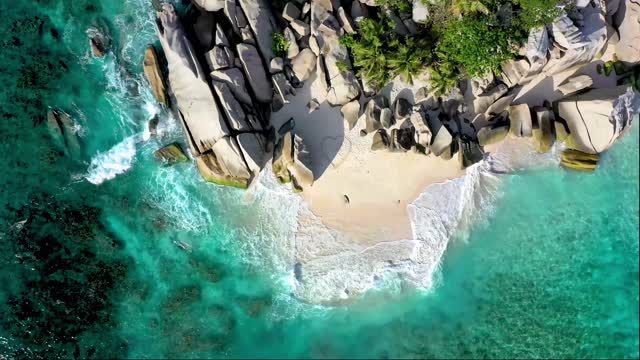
342,0,561,95
271,32,289,57
340,17,431,89
376,0,413,13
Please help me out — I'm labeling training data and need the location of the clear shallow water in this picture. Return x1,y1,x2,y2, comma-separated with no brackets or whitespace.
0,0,638,358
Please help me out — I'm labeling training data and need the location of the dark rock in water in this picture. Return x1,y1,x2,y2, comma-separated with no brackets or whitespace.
458,139,484,169
47,109,81,158
154,143,189,164
371,129,390,151
87,26,110,58
147,115,159,138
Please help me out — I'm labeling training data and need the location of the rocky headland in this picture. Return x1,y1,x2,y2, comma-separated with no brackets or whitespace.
133,0,640,301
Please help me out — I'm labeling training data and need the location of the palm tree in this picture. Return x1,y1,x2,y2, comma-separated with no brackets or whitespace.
387,39,431,84
428,62,459,96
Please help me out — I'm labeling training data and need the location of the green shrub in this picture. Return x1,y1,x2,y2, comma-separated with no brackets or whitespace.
271,32,289,56
376,0,413,13
437,15,515,78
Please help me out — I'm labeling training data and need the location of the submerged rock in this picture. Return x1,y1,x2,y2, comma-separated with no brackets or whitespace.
154,143,189,164
47,109,81,158
88,25,110,58
560,149,599,171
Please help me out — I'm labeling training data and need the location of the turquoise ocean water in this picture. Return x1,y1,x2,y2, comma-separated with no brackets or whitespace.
0,0,638,358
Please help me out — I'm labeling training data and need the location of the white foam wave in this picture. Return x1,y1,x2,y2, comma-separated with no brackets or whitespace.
85,136,137,185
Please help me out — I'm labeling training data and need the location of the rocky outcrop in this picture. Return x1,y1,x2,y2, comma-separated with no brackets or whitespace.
291,48,317,81
500,59,530,88
474,84,508,114
508,104,533,137
237,0,278,61
192,0,225,11
237,43,273,103
156,4,229,154
556,75,593,96
556,86,639,154
526,26,549,71
410,111,432,153
155,143,189,164
365,95,389,132
458,139,484,169
156,3,270,189
341,100,360,130
478,125,509,147
273,123,314,192
371,129,390,151
614,0,640,63
143,46,168,106
210,68,253,105
531,107,554,153
394,98,412,122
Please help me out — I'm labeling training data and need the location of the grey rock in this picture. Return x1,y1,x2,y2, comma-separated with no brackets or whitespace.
212,81,256,132
412,0,430,23
307,98,320,113
211,68,253,105
556,86,639,154
237,0,278,60
474,84,508,114
192,0,225,11
215,23,230,47
290,19,311,37
337,7,356,33
270,57,284,73
154,142,189,164
478,125,509,147
394,97,412,121
500,59,530,88
458,139,484,169
365,95,389,132
508,104,532,137
237,43,273,103
284,27,300,59
526,26,549,71
241,27,255,44
283,2,301,21
291,48,317,81
380,108,394,128
341,100,360,130
485,95,516,115
351,0,369,21
556,75,593,96
371,129,390,151
205,46,232,70
410,111,432,153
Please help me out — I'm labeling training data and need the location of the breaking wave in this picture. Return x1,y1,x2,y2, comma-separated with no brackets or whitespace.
85,136,138,185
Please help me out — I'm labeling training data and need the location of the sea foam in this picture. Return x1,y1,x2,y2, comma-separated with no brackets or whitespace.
85,136,137,185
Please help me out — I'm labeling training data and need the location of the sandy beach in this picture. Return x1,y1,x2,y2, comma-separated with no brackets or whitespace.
271,74,464,244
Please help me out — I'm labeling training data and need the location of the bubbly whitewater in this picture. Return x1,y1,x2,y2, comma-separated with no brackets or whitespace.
0,0,637,358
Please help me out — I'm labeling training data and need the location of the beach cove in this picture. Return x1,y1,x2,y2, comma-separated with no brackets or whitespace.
0,0,638,358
